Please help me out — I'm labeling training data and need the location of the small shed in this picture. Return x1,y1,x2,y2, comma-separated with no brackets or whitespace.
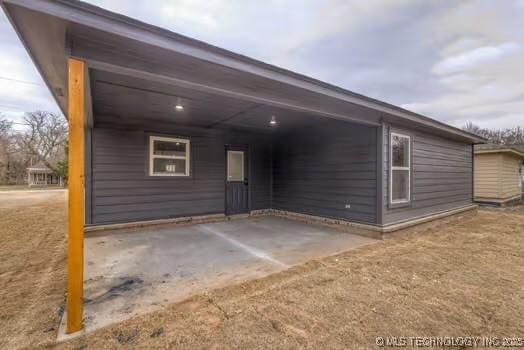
474,144,524,205
27,161,63,187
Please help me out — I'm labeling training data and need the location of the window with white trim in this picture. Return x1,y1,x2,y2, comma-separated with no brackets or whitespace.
149,136,190,176
390,132,411,204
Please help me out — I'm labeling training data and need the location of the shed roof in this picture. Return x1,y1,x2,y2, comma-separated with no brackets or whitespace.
1,0,486,143
475,144,524,159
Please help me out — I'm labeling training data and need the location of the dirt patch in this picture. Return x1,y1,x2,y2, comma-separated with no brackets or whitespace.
481,203,524,216
1,194,523,349
0,191,67,349
0,190,66,209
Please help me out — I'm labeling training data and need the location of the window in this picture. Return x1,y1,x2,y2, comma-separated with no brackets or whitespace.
149,136,190,176
227,151,244,181
390,132,411,204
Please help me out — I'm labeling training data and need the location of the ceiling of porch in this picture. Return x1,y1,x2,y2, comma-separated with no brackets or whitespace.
90,69,336,132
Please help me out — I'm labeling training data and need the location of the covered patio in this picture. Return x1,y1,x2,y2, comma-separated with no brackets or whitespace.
62,216,375,336
62,58,382,334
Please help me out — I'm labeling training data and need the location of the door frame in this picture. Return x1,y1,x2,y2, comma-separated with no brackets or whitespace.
224,144,250,215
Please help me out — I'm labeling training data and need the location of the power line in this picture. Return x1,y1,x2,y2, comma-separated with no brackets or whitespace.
0,103,57,112
0,104,26,111
0,76,42,86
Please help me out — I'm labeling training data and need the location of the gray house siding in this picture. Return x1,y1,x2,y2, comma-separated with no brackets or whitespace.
88,117,473,227
382,124,473,224
85,128,93,224
249,141,272,210
90,119,272,225
272,122,378,224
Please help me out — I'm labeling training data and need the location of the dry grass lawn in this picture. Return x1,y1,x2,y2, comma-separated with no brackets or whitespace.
1,191,523,349
0,191,67,350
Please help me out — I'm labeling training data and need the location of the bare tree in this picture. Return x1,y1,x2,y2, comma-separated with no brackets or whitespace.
463,122,485,137
502,126,524,145
20,111,68,173
0,115,12,136
463,122,524,145
0,115,30,184
0,115,13,183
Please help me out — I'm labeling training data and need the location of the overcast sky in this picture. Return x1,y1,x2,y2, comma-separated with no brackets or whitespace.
1,0,523,129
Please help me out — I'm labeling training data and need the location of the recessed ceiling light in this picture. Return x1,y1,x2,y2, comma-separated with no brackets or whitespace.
270,115,277,126
175,104,184,111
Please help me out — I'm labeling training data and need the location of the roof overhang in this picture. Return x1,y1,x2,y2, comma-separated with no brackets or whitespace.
475,148,524,159
1,0,486,142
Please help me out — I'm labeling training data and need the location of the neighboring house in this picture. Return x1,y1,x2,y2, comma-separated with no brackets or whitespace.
26,161,63,187
2,0,485,332
474,144,524,206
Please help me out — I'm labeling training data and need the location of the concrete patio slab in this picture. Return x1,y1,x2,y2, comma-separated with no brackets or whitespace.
59,216,376,339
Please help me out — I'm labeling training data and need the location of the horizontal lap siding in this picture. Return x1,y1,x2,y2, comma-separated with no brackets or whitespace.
272,123,377,224
501,154,522,198
249,142,272,210
474,153,501,198
90,118,473,227
383,125,473,224
90,123,271,224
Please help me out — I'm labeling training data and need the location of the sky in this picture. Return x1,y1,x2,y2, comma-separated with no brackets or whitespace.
0,0,523,129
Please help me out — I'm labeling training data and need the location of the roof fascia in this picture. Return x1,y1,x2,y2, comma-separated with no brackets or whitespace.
475,149,524,158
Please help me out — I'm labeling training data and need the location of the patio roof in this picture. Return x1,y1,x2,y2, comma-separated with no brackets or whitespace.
1,0,485,142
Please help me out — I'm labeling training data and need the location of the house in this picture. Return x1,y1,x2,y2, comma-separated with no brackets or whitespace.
1,0,485,333
26,161,63,186
474,144,524,206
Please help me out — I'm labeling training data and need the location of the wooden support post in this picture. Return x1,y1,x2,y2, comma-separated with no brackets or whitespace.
66,58,86,334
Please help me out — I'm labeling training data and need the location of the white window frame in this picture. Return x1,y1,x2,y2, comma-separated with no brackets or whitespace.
149,135,190,176
389,132,411,204
227,150,245,182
